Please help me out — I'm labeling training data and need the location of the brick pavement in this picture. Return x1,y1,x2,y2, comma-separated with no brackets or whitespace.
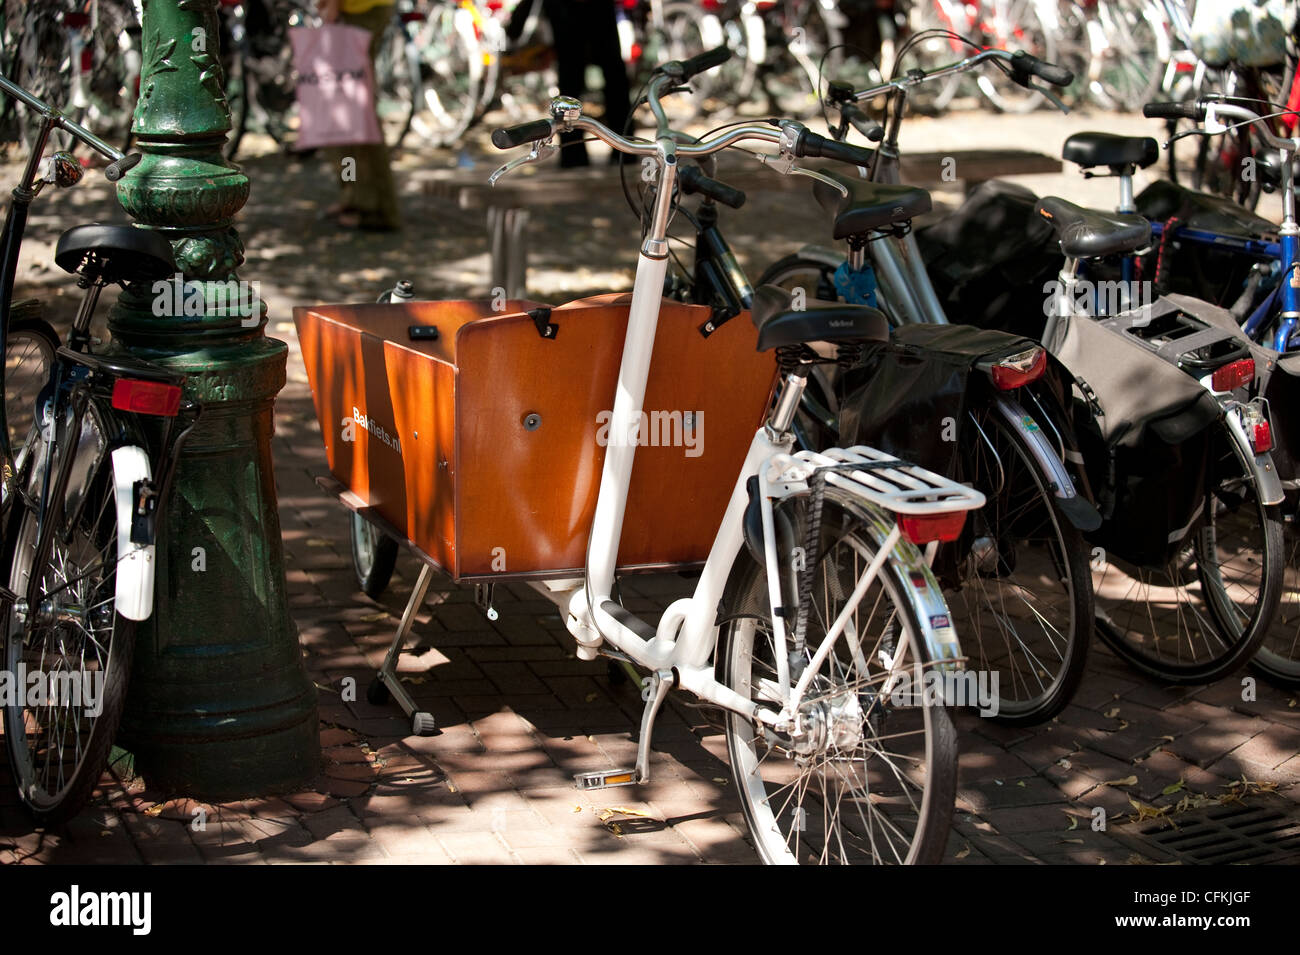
2,115,1298,865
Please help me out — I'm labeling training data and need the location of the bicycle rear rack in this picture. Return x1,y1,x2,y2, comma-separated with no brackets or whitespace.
769,445,986,515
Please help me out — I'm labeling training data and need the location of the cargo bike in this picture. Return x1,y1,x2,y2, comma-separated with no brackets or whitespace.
295,49,986,864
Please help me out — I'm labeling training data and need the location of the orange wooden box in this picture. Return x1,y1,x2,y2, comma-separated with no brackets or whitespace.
292,293,776,580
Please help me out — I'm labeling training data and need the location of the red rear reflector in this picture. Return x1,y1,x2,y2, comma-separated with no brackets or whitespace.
63,12,90,27
1252,419,1273,453
218,0,243,7
1211,358,1254,391
112,379,182,417
80,47,94,73
486,0,502,10
631,42,643,61
990,347,1047,390
900,512,967,544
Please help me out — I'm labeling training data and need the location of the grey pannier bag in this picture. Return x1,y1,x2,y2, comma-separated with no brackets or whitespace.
1047,296,1228,568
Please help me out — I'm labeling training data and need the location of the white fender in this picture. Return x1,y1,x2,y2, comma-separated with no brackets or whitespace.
111,446,155,621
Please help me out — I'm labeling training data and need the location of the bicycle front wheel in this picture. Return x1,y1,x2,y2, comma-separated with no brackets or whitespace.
1255,522,1300,686
1094,419,1283,683
4,316,58,467
718,488,957,864
4,401,136,825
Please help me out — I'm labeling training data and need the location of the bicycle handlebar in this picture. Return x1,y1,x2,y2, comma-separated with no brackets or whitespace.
1143,101,1205,121
0,71,134,175
491,119,555,149
794,128,874,165
679,165,746,208
673,46,732,83
1008,50,1073,88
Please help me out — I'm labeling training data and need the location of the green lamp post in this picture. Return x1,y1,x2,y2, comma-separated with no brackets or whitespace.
110,0,319,799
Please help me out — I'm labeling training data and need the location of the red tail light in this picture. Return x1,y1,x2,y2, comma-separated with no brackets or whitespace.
1211,358,1254,392
112,379,182,417
989,347,1047,390
630,42,643,61
1251,419,1273,453
900,512,967,544
80,47,94,73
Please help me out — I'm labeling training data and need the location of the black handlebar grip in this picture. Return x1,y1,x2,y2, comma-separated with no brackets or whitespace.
795,129,874,166
679,46,731,82
842,105,884,143
679,165,746,209
491,119,554,149
1011,50,1073,87
104,152,142,182
1143,101,1206,121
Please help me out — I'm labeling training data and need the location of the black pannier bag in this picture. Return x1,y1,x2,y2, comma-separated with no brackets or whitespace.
836,323,1095,582
1135,180,1277,308
916,179,1060,339
1047,295,1228,569
837,323,1091,487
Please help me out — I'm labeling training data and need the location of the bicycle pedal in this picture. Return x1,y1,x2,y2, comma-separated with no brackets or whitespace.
574,768,639,791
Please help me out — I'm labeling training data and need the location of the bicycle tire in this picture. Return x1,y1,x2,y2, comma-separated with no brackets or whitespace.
4,316,59,471
947,400,1092,724
1087,0,1166,112
1094,418,1284,684
4,399,136,825
974,0,1059,114
350,510,399,599
406,2,486,148
1253,522,1300,686
718,486,957,864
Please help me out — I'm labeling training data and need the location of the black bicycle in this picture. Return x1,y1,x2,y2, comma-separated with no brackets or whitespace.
0,74,201,824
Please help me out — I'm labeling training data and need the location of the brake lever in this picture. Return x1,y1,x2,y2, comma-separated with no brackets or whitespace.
752,122,850,196
1028,78,1070,115
488,139,557,186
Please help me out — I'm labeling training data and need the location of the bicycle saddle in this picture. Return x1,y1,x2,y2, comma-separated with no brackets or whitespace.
1062,132,1159,170
750,284,890,351
1036,197,1151,259
812,171,932,240
54,223,177,285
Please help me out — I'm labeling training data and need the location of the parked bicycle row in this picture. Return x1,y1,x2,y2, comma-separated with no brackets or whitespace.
11,0,1294,162
2,28,1298,864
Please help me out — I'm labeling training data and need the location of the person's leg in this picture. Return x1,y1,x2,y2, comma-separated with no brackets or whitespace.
585,0,630,142
544,0,590,167
336,4,401,229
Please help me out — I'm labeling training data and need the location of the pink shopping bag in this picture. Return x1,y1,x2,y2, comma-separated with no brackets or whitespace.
291,23,382,150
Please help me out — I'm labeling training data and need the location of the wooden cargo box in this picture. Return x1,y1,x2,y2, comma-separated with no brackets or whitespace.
292,294,776,580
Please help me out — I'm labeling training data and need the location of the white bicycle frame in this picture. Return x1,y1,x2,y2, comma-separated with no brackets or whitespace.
490,82,983,778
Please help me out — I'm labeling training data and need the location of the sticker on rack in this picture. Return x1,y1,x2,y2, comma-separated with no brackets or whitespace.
909,571,928,589
1021,416,1040,433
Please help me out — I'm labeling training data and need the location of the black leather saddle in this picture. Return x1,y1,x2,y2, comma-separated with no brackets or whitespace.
812,171,932,240
750,284,890,351
1036,197,1151,259
1062,132,1159,170
55,223,176,285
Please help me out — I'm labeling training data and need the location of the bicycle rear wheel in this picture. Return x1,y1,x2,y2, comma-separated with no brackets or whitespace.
718,488,957,864
4,400,135,825
944,400,1092,724
1254,522,1300,686
1094,419,1283,683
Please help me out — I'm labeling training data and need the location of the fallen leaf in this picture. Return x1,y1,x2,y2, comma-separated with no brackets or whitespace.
1104,775,1139,787
1105,707,1121,719
571,805,582,813
1016,780,1026,788
1057,758,1072,770
954,844,971,859
1161,779,1186,796
584,693,599,703
1061,838,1084,844
1066,814,1079,830
144,805,164,817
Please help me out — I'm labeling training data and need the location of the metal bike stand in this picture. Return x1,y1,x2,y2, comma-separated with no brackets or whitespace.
372,562,438,737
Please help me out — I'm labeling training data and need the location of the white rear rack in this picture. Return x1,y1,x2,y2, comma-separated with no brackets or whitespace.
768,445,986,515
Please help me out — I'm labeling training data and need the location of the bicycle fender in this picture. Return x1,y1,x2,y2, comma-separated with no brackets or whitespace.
111,445,155,622
1225,406,1285,506
991,394,1102,531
